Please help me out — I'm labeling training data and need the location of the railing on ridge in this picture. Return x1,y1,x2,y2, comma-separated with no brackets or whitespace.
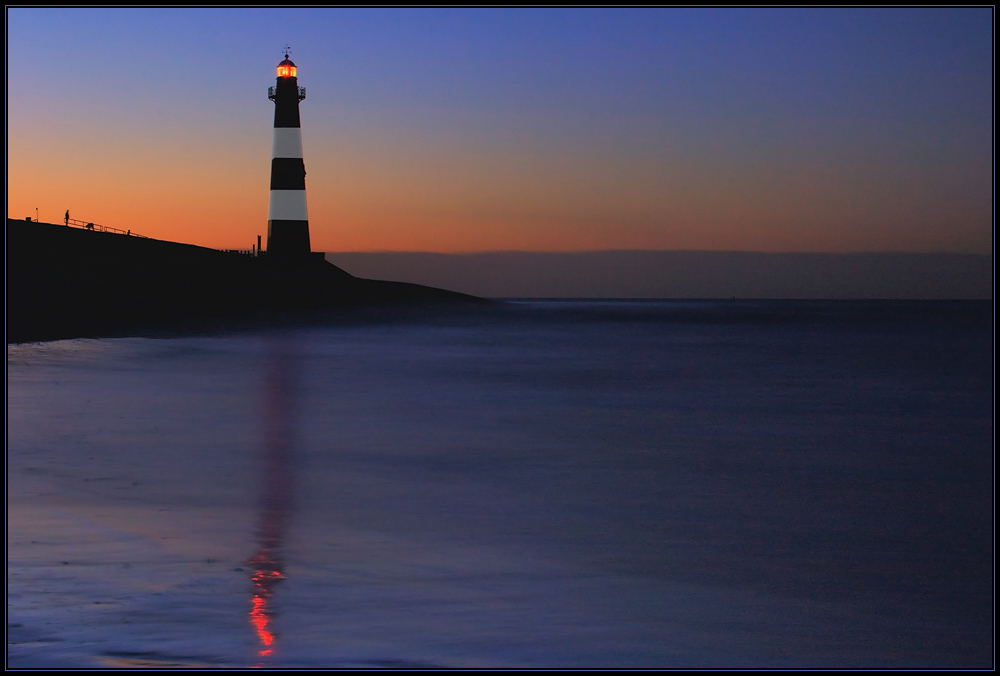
37,217,259,256
61,217,149,239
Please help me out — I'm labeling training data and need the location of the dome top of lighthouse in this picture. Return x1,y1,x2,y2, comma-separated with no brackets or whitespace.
277,55,297,78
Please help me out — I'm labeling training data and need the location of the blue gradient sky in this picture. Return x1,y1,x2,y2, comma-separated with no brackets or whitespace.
7,8,993,253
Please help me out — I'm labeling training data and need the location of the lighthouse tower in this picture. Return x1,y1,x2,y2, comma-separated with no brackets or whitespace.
266,53,310,257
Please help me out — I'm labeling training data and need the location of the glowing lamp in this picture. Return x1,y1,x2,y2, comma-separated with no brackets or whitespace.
277,57,297,78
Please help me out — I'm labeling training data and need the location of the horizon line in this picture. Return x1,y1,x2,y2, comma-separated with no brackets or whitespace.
325,249,992,257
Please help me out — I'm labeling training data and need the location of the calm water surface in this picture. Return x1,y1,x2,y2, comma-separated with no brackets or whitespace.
7,301,993,667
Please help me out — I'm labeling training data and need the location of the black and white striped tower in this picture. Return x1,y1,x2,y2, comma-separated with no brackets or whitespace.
266,53,310,257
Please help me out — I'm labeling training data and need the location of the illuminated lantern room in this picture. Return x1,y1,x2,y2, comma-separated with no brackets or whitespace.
277,55,297,79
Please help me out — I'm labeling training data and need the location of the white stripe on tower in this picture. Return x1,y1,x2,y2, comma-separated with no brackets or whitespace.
267,191,308,221
271,128,304,159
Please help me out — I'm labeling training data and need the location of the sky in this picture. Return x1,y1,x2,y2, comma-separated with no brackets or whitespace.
6,8,993,254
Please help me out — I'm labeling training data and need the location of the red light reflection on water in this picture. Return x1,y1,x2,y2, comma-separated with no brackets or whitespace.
248,340,296,665
248,548,284,657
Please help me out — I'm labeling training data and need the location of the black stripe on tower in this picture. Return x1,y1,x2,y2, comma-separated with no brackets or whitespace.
266,220,311,257
270,158,306,190
273,79,301,128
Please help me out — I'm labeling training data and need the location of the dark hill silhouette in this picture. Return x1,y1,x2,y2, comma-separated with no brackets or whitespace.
7,219,482,343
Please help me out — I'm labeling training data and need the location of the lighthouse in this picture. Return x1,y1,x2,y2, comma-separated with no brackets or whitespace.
266,53,310,257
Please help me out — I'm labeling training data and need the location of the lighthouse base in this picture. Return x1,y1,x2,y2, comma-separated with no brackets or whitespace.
267,220,311,257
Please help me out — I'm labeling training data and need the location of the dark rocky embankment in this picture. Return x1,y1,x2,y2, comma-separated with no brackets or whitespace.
7,219,483,343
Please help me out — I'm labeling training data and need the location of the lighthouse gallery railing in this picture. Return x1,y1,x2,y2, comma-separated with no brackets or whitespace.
268,86,306,101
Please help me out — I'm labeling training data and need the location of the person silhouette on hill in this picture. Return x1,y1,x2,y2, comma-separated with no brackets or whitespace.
64,210,69,226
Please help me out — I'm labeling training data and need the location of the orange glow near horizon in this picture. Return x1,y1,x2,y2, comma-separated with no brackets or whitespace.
8,160,991,255
6,113,991,255
7,181,991,255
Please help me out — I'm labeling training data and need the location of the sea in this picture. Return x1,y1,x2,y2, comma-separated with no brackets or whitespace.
6,300,993,668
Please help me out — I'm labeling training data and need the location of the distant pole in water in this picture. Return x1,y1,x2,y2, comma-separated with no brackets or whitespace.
266,51,310,258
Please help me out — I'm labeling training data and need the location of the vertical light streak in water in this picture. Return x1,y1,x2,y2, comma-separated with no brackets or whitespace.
247,338,298,665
